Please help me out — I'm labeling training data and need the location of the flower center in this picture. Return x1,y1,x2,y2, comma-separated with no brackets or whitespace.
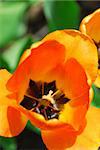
98,147,100,150
94,40,100,69
20,80,70,120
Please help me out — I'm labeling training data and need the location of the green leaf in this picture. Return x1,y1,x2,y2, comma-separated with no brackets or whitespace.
91,84,100,108
2,36,33,72
27,0,39,5
0,137,17,150
1,0,37,4
43,0,80,31
27,121,40,135
0,2,27,48
0,55,10,70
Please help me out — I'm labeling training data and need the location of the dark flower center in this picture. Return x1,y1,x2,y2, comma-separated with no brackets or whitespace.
94,40,100,69
98,147,100,150
20,80,70,120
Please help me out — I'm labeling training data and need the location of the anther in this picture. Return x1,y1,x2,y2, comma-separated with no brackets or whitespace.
21,80,70,120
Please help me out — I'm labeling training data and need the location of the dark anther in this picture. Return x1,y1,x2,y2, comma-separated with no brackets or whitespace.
20,95,38,110
29,80,42,98
44,81,57,95
53,91,70,110
54,92,70,104
56,97,70,105
21,80,70,120
33,100,59,120
98,147,100,150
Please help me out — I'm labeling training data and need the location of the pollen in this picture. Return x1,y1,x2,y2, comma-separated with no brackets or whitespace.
42,90,55,105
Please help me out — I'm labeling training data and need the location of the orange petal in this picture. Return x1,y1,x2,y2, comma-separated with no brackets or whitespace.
7,40,65,101
0,69,17,101
0,69,11,97
67,106,100,150
0,69,28,137
41,124,77,150
30,40,65,81
19,49,31,65
56,58,90,106
43,30,98,83
94,69,100,88
19,41,41,65
59,103,87,131
0,104,27,137
80,8,100,43
7,55,31,102
56,58,89,130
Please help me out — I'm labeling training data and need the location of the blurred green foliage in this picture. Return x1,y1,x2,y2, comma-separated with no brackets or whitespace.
0,2,27,48
44,0,80,31
27,121,40,135
0,137,16,150
0,1,40,149
2,36,33,72
0,55,9,69
91,84,100,108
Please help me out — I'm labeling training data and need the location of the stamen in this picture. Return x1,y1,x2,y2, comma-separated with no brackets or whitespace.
42,90,55,105
48,105,59,111
36,107,40,113
20,95,38,110
52,90,63,98
50,113,58,119
25,94,41,102
21,80,70,120
43,109,48,120
42,82,44,96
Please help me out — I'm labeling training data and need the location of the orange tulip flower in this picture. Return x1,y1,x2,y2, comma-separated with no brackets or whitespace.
80,8,100,88
0,30,99,149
